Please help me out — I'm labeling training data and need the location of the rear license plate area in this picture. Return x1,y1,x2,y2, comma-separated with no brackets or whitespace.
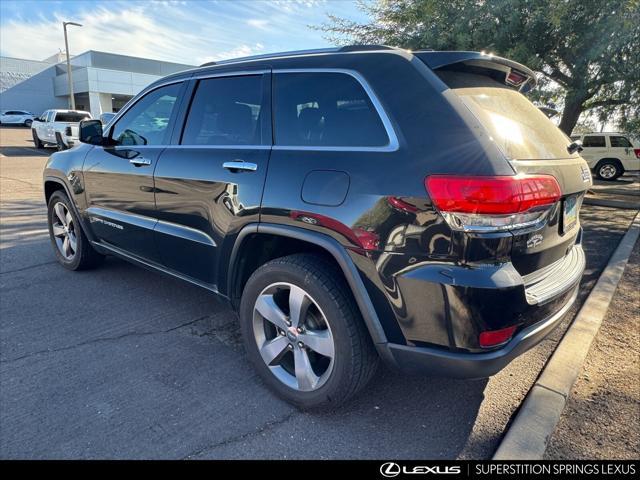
562,194,578,233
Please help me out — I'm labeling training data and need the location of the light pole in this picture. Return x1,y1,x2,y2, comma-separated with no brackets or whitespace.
63,21,82,110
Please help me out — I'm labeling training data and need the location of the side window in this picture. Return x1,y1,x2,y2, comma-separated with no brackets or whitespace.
111,83,181,146
582,136,605,148
45,111,54,122
273,72,389,147
610,136,632,148
181,75,264,145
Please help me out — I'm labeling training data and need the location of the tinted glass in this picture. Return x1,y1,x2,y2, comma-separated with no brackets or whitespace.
273,72,389,147
439,71,576,160
54,112,91,122
582,136,606,147
111,83,181,146
610,136,632,148
182,75,263,145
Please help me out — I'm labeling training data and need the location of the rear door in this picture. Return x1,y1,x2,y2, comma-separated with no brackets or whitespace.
83,81,185,261
152,70,271,288
433,69,591,275
609,134,640,171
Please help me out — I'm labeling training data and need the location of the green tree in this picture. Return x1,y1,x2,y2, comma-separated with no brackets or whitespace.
320,0,640,135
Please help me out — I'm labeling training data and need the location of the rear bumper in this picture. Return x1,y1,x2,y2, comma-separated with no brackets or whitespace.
381,283,578,378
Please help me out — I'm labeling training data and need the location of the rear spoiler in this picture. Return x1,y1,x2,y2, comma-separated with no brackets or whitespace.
415,51,537,93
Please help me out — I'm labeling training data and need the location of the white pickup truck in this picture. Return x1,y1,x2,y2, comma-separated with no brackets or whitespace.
31,109,92,150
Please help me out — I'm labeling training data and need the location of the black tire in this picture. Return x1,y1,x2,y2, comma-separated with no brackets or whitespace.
55,131,68,151
32,129,43,148
595,159,623,181
47,190,104,270
24,119,32,128
239,253,379,409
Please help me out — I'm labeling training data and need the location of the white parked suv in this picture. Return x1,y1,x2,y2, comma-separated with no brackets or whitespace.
570,132,640,180
0,110,35,127
31,109,92,150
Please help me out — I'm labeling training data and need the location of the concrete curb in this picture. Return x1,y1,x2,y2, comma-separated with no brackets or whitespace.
493,210,640,460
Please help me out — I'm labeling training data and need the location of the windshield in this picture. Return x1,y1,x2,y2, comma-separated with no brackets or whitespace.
439,71,576,160
54,112,91,123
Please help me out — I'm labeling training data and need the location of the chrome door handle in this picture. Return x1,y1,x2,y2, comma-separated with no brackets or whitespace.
130,157,152,166
223,161,258,172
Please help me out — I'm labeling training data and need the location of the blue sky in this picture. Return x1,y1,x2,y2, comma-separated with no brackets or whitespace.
0,0,369,65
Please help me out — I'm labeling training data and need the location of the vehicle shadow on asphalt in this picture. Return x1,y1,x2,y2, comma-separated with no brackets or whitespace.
1,233,487,459
0,146,50,157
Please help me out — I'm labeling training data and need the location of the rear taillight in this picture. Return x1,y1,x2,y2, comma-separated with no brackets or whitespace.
634,148,640,159
479,325,517,348
425,175,561,232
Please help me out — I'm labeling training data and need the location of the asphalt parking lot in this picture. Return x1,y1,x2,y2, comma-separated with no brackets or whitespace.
0,126,638,459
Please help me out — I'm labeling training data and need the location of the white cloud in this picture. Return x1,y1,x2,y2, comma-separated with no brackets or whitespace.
247,19,269,29
0,0,362,65
198,43,265,65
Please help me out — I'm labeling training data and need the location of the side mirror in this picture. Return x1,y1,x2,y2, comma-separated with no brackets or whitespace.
79,119,104,145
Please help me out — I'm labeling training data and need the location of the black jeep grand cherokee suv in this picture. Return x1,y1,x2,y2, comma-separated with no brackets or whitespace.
44,46,590,408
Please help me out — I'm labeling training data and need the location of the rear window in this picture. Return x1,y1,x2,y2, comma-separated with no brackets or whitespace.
54,112,90,122
438,71,575,160
582,136,605,147
273,72,389,148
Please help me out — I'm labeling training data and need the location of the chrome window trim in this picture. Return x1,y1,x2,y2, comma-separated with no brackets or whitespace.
272,68,400,153
103,69,399,153
168,145,271,150
191,69,269,80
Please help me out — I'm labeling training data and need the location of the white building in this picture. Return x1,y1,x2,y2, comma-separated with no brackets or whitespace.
0,51,194,117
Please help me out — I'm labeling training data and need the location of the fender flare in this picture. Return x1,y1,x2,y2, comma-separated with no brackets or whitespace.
43,176,96,242
228,223,391,352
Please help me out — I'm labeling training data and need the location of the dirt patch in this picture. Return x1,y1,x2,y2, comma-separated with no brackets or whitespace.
545,240,640,459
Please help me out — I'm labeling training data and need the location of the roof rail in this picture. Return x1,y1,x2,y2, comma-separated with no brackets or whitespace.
199,47,341,67
337,45,398,52
198,45,401,67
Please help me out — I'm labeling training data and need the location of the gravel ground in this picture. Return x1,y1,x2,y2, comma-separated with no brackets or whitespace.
545,239,640,459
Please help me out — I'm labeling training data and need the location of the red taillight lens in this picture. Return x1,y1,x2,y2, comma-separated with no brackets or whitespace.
479,325,517,348
425,175,561,215
425,175,562,232
634,148,640,159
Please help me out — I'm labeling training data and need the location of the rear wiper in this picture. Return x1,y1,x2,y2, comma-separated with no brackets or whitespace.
567,141,583,154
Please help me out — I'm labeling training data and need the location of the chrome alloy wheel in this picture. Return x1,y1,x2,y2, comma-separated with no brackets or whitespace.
253,282,335,392
599,164,617,179
51,202,77,260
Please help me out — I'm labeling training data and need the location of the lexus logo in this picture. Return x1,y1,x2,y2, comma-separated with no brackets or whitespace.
380,463,401,478
380,462,462,477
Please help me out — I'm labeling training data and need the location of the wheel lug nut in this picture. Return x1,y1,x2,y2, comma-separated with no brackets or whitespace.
285,320,292,327
296,327,303,333
287,344,294,350
279,329,285,336
298,342,304,348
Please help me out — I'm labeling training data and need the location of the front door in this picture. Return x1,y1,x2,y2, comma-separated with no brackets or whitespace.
83,81,185,262
153,72,271,287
